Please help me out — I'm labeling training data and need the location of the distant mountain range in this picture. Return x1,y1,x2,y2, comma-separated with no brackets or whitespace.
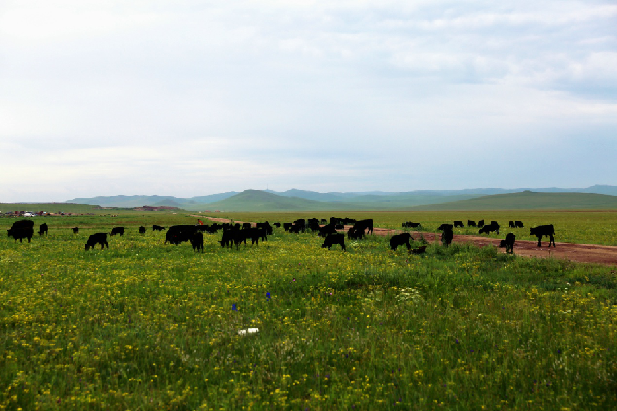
65,185,617,211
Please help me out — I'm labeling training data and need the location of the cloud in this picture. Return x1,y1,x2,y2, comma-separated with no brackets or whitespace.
0,0,616,201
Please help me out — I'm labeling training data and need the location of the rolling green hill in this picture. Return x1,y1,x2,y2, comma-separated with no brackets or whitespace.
408,191,617,211
183,190,350,212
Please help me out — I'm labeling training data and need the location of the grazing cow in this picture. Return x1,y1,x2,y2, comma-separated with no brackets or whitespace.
72,227,79,234
273,222,281,228
110,227,125,236
390,233,413,251
353,219,373,235
11,219,35,229
308,218,320,232
515,221,524,228
347,226,365,240
244,227,267,245
219,230,236,248
85,233,108,250
478,220,485,228
467,220,476,227
7,227,34,243
509,221,515,228
402,221,422,229
530,225,555,247
318,224,337,238
139,226,146,234
283,223,293,232
499,233,516,254
165,225,197,245
441,226,454,246
190,232,204,252
322,233,346,251
453,221,464,228
153,225,165,231
437,223,454,232
410,245,427,255
256,222,274,235
38,223,48,236
479,222,500,235
242,222,252,229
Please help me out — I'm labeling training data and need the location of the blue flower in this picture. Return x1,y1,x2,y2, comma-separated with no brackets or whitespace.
232,303,238,311
266,292,271,300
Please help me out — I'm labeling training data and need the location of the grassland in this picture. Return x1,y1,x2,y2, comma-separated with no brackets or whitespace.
1,212,616,410
209,210,617,246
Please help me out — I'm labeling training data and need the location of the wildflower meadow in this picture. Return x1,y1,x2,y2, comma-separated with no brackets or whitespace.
1,212,616,410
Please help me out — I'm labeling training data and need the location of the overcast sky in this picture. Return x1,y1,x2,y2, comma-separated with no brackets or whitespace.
2,1,616,202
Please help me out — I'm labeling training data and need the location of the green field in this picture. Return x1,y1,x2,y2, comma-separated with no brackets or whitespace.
1,212,616,410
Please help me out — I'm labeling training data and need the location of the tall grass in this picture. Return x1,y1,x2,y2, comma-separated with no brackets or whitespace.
0,215,615,410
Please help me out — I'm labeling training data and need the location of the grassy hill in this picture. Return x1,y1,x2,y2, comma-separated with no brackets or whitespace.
184,190,348,212
409,191,617,211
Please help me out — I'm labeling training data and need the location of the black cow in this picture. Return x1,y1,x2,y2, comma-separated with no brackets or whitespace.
402,221,422,229
110,227,125,236
38,223,48,236
139,226,146,234
437,223,453,231
7,227,34,243
410,245,427,255
273,222,281,228
499,233,516,254
441,226,454,246
11,219,34,230
353,219,373,235
479,222,500,235
165,225,197,245
509,221,515,228
530,225,555,247
515,221,524,228
153,225,165,231
191,232,204,252
322,233,346,251
467,220,476,227
242,222,252,229
244,227,267,245
453,221,464,228
72,227,79,234
347,226,365,240
478,220,485,228
85,233,108,250
390,233,413,251
319,224,337,238
256,222,274,235
283,223,293,232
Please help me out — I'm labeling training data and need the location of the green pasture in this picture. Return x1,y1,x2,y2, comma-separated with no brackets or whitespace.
1,213,616,410
210,210,617,246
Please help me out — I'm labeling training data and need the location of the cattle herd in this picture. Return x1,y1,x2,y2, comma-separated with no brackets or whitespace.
5,217,558,255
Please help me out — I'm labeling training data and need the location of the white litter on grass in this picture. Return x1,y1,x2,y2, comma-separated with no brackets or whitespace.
238,328,259,336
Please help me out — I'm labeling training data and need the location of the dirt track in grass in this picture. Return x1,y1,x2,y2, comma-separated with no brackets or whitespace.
201,217,617,266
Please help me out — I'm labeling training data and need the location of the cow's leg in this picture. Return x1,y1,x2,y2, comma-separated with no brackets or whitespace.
549,234,555,247
537,236,542,247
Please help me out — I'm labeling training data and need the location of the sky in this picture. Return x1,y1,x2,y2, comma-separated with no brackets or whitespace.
1,0,616,202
